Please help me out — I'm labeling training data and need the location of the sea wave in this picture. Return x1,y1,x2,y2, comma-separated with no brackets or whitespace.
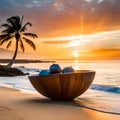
90,84,120,93
16,66,120,94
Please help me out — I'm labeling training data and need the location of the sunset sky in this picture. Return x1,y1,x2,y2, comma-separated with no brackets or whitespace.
0,0,120,60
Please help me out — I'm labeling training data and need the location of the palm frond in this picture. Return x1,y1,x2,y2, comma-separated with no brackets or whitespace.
20,15,24,25
2,28,15,34
22,37,36,50
7,18,16,28
0,36,12,46
0,23,11,28
11,16,21,30
0,23,15,34
1,30,9,34
7,16,21,31
0,34,10,40
10,16,20,25
23,33,38,38
6,40,12,49
20,22,32,32
19,39,25,52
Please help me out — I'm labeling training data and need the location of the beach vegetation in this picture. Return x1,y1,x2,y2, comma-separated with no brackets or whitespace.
0,16,38,67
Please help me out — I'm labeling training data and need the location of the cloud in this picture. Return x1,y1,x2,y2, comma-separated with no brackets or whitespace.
0,0,120,37
41,0,120,36
40,30,120,47
41,40,69,44
78,48,120,60
88,48,120,53
82,30,120,50
0,0,56,17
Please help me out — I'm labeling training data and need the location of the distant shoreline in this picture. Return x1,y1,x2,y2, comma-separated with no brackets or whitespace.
0,59,56,63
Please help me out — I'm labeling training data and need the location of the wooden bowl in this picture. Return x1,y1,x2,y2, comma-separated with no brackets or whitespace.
29,70,95,100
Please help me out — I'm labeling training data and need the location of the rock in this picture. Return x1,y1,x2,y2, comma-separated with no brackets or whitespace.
0,65,25,76
49,64,61,74
25,73,29,75
62,67,74,73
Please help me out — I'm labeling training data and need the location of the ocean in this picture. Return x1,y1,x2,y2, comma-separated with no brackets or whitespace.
0,60,120,114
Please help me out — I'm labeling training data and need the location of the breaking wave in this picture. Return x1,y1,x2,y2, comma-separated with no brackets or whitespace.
90,84,120,93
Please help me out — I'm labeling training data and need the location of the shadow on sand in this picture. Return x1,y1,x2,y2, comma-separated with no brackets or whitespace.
21,97,120,115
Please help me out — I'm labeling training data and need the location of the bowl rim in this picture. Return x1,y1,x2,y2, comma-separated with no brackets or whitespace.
29,70,95,78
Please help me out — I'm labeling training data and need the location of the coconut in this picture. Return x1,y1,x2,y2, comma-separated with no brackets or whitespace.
39,70,50,76
49,64,61,74
62,67,74,73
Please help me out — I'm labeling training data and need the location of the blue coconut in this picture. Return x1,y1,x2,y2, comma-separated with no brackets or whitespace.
62,67,74,73
49,64,61,74
39,70,50,76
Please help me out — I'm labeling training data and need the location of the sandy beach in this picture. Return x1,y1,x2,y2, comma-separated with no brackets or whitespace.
0,86,120,120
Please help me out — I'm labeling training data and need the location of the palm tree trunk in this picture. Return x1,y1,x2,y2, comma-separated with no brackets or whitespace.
7,40,18,67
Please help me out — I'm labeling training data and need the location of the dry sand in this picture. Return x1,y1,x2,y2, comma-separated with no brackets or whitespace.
0,86,120,120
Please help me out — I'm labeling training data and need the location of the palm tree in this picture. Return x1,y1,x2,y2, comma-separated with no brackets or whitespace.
0,16,38,67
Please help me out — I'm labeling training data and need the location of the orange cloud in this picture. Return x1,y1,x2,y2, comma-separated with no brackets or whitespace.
79,48,120,60
41,40,69,44
53,2,59,7
0,0,120,38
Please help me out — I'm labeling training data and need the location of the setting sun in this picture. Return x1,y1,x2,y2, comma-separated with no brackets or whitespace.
74,53,79,58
